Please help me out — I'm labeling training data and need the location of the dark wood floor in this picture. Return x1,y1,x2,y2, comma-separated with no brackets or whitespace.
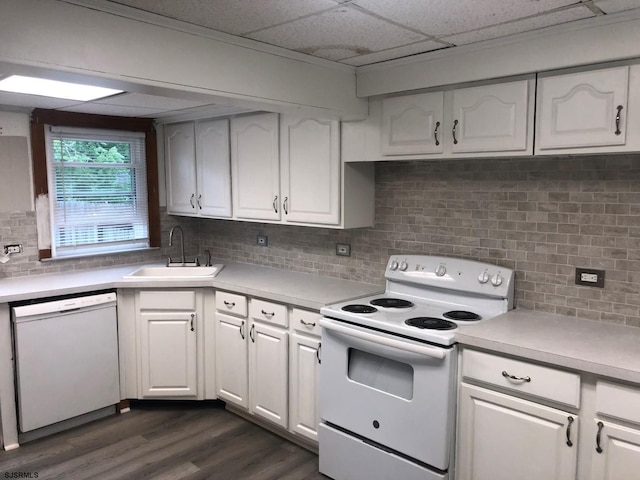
0,401,326,480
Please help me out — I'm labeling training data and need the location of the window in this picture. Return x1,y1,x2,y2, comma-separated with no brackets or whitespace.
47,127,149,257
31,109,160,260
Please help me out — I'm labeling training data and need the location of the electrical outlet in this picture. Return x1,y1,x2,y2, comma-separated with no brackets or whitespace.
575,267,605,288
4,244,22,254
336,243,351,257
256,235,268,247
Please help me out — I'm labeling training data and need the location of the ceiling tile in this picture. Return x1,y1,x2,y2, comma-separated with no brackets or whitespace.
352,0,580,36
592,0,640,13
441,6,595,46
108,0,340,35
248,5,425,61
94,92,208,110
0,92,78,110
59,102,168,117
342,40,450,66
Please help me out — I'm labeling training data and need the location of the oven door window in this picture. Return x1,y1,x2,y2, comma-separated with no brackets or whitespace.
347,348,414,400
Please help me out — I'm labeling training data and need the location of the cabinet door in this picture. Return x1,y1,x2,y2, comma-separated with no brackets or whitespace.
281,116,340,225
381,92,444,155
196,119,231,218
165,122,197,215
215,312,248,408
591,420,640,480
457,383,577,480
249,321,288,428
139,312,197,397
450,80,530,153
537,66,629,150
290,333,320,442
231,113,280,221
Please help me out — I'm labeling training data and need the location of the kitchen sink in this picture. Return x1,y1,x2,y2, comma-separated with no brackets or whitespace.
123,264,223,280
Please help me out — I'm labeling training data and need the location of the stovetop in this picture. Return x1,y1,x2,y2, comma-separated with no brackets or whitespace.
320,255,515,346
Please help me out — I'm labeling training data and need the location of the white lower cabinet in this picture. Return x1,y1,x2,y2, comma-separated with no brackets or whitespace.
134,289,208,399
215,312,249,407
457,383,578,480
290,332,321,442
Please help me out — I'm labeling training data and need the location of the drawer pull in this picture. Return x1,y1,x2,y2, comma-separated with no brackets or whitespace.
300,319,316,327
566,416,574,447
261,309,275,318
502,370,531,383
223,301,236,308
596,421,604,453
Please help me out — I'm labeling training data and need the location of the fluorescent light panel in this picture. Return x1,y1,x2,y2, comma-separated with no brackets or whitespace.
0,75,123,101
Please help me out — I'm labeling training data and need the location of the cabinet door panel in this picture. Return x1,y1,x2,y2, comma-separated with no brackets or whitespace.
457,383,577,480
196,119,231,218
215,313,248,408
382,93,444,155
139,312,197,397
451,81,530,153
249,322,288,428
591,421,640,480
231,113,280,221
165,123,197,215
290,333,320,442
537,67,629,149
281,116,340,225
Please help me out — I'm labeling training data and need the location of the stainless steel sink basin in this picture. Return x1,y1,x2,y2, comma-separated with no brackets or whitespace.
123,264,223,280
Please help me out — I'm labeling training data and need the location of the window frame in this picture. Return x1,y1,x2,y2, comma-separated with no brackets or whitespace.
31,109,160,260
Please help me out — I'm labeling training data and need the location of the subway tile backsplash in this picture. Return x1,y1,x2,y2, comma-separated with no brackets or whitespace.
201,155,640,328
2,155,639,328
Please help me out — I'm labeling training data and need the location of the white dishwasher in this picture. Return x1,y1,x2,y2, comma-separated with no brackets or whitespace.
12,292,120,433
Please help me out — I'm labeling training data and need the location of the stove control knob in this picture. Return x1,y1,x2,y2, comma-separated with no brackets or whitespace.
435,264,447,277
399,260,409,271
491,273,503,287
390,260,399,271
478,271,490,284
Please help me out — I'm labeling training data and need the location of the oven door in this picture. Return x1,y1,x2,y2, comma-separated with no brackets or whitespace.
319,318,456,470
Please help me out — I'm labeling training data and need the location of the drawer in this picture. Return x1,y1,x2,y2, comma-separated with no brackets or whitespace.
291,308,322,337
250,299,288,328
462,349,581,407
596,380,640,425
138,290,196,310
215,291,247,317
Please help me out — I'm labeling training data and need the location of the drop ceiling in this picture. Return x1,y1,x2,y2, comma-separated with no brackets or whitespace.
1,0,638,118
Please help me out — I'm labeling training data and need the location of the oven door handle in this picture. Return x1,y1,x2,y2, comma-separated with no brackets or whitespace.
320,319,446,360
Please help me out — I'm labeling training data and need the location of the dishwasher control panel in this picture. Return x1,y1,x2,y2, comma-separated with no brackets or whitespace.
12,292,117,318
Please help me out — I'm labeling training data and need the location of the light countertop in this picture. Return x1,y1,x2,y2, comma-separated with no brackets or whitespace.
0,261,382,311
455,308,640,384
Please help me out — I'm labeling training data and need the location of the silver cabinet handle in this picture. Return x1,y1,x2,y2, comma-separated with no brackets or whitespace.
272,195,278,214
434,121,440,146
223,301,236,308
261,309,275,318
249,324,255,343
316,342,322,364
452,119,459,144
502,370,531,383
190,313,195,332
596,421,604,453
300,319,316,327
566,416,574,447
615,105,623,135
189,193,195,208
239,320,245,339
197,194,202,209
283,196,289,215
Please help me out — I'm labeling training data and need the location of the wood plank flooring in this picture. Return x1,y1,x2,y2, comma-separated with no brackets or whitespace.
0,401,326,480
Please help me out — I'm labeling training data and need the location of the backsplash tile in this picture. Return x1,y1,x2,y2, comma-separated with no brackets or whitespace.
200,155,640,327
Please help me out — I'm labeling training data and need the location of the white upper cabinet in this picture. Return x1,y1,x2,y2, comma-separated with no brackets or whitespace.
231,113,281,221
165,119,232,218
196,119,232,217
345,78,534,161
537,66,629,150
450,81,530,154
381,92,444,155
281,116,340,225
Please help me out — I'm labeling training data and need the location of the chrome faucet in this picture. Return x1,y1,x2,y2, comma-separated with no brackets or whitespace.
168,225,185,266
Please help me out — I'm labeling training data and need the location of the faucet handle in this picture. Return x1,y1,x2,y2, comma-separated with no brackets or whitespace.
166,256,172,266
195,256,201,266
204,249,212,267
